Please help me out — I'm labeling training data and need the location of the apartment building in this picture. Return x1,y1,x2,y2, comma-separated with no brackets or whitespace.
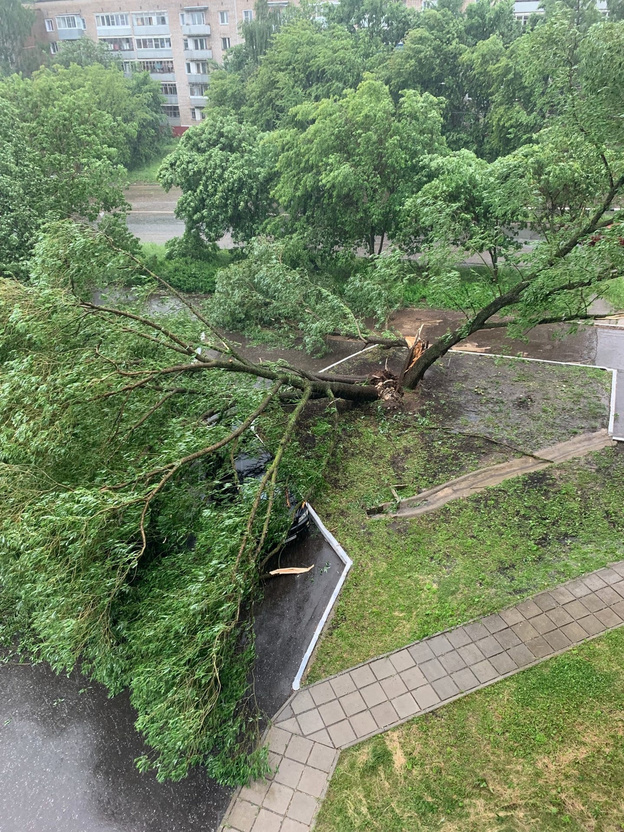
27,0,287,129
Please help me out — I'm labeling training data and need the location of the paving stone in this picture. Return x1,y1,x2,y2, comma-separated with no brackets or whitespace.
318,699,346,727
594,607,624,628
464,621,489,641
613,563,624,578
515,598,542,618
263,782,294,815
285,736,313,764
380,675,408,699
350,665,376,688
439,650,466,673
579,593,607,613
611,581,624,598
327,719,356,747
240,779,270,806
307,744,337,773
428,634,454,656
529,613,558,635
408,642,435,664
544,629,572,651
371,701,399,729
561,621,590,643
350,709,377,738
525,637,554,658
340,690,367,717
596,586,622,606
392,692,420,718
577,614,607,636
268,751,281,773
274,758,304,789
457,643,485,665
448,627,472,649
475,635,504,658
432,675,461,700
390,649,416,673
307,729,333,747
278,705,294,722
482,613,507,634
507,644,535,667
227,800,258,832
401,666,427,690
451,667,479,691
280,819,309,832
582,573,608,592
275,718,300,735
472,659,498,683
330,674,356,698
500,607,525,627
547,607,574,627
550,585,576,605
612,600,624,620
310,682,335,707
511,620,539,642
251,808,282,832
360,681,387,708
494,628,522,649
297,767,328,799
286,792,318,825
291,690,315,715
489,652,518,674
567,579,592,599
596,567,622,585
267,727,292,756
297,709,325,737
420,658,446,682
413,684,441,710
369,657,396,680
533,592,558,612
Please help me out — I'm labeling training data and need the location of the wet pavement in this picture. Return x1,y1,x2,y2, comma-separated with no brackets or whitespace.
0,527,344,832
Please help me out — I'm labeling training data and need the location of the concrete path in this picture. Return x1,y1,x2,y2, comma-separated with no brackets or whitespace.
370,429,614,520
221,560,624,831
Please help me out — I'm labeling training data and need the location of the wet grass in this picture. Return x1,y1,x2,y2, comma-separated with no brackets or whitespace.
316,628,624,832
124,139,179,185
309,396,623,680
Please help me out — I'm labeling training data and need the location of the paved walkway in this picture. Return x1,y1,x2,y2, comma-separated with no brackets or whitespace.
221,560,624,832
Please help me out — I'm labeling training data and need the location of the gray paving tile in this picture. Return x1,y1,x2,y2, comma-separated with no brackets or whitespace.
529,613,558,635
360,681,387,708
392,692,420,718
594,607,623,628
482,613,507,634
285,736,313,764
401,665,428,690
432,675,461,700
472,659,498,683
507,644,535,667
612,563,624,578
240,779,270,806
251,807,282,832
489,652,518,674
567,579,592,599
371,701,398,729
439,651,466,673
330,674,356,698
275,717,300,735
390,649,415,673
550,585,576,605
297,767,328,799
291,690,315,715
611,581,624,598
457,643,485,665
561,621,590,643
448,627,472,649
307,729,333,747
307,744,337,773
227,800,258,832
577,614,607,636
350,709,377,738
544,629,572,651
267,727,292,756
464,621,489,641
451,667,479,691
369,657,395,680
500,607,525,627
286,792,318,825
274,758,304,789
380,675,408,700
596,567,622,585
582,573,608,592
408,642,435,664
327,719,356,747
612,600,624,619
281,819,308,832
533,592,558,612
596,586,622,606
350,665,376,688
318,700,346,727
547,607,574,627
494,628,522,649
428,634,454,656
579,593,607,613
420,658,446,682
413,684,441,710
297,709,325,737
511,620,539,642
340,690,367,717
525,637,554,658
310,682,335,707
515,598,542,618
475,635,504,658
263,782,294,815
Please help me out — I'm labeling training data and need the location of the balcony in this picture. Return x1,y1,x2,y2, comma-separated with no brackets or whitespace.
186,73,210,84
136,48,174,59
181,23,211,36
133,24,170,36
96,25,132,37
57,28,84,40
162,93,179,104
184,48,212,60
152,72,176,81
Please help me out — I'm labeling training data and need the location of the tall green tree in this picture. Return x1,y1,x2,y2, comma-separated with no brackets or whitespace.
0,0,34,74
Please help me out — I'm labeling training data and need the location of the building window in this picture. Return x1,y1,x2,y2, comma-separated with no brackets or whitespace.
136,37,172,50
45,18,54,31
99,37,133,51
186,60,209,74
56,15,85,29
221,37,231,49
49,41,59,53
190,107,204,121
181,10,206,25
136,59,175,72
243,9,253,22
218,11,229,24
161,82,177,95
134,13,168,27
95,14,129,27
162,105,180,117
189,82,208,96
189,37,208,50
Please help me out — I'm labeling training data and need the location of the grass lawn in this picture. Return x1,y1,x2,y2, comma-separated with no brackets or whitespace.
124,138,179,184
308,358,618,681
316,628,624,832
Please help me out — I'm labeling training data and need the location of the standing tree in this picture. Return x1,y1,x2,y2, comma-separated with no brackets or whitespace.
0,0,35,74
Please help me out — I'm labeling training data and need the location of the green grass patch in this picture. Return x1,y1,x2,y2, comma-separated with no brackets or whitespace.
316,629,624,831
125,137,179,184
